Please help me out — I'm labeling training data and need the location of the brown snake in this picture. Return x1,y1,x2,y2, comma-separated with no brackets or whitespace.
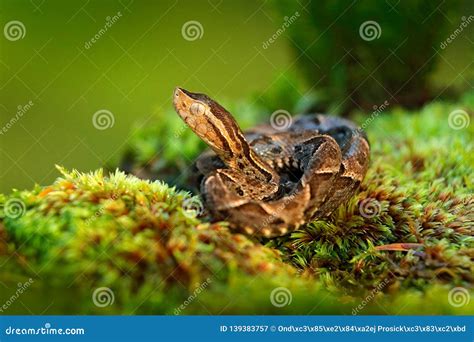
173,87,370,237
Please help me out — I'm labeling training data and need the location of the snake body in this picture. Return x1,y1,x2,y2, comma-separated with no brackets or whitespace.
173,88,370,237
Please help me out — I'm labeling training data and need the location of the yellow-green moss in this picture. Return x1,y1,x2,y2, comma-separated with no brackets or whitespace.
1,94,473,314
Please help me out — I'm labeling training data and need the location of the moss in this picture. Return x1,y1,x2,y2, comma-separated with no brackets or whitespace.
267,92,474,295
0,94,473,314
0,167,297,313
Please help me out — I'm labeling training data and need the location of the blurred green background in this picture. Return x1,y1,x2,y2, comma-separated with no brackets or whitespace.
0,0,292,193
1,0,473,193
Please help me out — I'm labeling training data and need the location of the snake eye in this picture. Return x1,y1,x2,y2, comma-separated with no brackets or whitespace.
270,145,282,153
190,102,206,115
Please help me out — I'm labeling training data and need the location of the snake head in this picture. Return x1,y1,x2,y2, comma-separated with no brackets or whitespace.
173,87,281,198
173,87,239,161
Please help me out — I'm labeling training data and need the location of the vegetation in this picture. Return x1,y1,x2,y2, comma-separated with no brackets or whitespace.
1,92,472,314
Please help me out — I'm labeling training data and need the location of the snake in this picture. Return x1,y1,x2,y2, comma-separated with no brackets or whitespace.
173,87,370,237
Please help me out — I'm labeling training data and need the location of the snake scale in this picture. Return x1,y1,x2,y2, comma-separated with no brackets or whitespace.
173,87,370,237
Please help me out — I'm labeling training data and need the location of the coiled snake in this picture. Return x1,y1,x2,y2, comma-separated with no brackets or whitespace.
173,88,370,237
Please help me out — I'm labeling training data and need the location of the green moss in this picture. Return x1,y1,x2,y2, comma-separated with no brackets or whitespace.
267,92,474,294
1,94,473,314
0,167,297,314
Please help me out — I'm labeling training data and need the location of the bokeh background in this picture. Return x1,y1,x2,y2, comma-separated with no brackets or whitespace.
0,0,292,192
1,0,473,193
